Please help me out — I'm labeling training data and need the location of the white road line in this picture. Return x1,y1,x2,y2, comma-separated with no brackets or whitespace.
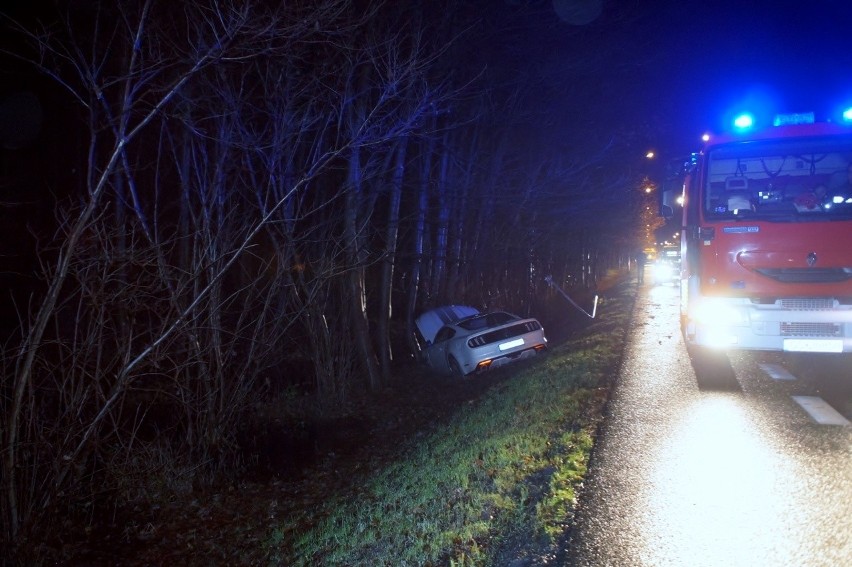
758,363,796,381
791,396,851,426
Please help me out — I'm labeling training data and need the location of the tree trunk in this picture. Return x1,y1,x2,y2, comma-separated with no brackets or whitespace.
406,133,436,357
344,141,381,391
446,131,477,302
377,137,408,383
430,133,452,303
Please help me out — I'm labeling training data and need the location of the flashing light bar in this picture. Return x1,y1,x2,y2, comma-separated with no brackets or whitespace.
717,105,852,139
773,112,815,126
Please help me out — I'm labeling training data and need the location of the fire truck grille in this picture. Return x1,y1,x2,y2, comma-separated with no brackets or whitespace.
755,268,852,283
780,298,834,310
780,322,841,337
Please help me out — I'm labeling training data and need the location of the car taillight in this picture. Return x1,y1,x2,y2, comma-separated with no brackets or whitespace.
468,336,486,348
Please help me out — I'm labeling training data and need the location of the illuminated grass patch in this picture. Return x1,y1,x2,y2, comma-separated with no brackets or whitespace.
272,284,634,566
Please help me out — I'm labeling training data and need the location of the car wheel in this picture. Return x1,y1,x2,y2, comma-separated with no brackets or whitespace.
448,356,464,377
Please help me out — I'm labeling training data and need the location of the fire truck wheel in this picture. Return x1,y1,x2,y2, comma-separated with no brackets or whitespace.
686,345,740,391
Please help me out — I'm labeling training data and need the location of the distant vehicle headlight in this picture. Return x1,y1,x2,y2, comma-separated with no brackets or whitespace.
653,262,676,281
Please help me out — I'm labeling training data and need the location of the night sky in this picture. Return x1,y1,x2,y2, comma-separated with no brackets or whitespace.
3,0,852,163
605,0,852,155
420,0,852,172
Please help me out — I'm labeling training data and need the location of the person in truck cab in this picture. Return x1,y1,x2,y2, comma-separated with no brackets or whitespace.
794,184,828,212
825,163,852,206
829,163,852,189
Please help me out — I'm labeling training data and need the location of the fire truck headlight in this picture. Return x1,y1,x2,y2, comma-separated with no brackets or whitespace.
693,299,747,328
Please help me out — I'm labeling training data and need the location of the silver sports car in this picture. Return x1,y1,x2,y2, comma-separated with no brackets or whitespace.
416,305,547,376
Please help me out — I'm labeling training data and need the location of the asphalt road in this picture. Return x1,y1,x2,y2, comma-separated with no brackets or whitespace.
564,282,852,567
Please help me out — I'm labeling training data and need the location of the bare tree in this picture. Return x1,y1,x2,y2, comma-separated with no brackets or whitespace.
2,1,251,541
1,0,446,550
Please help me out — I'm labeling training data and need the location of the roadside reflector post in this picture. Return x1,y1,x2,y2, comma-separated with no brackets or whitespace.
544,275,598,319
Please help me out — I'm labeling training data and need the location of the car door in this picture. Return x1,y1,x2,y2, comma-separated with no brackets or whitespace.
426,326,456,372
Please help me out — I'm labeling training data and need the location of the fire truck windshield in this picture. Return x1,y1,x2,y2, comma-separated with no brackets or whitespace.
704,136,852,221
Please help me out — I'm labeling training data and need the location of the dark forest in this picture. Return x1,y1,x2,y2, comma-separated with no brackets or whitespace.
0,0,659,552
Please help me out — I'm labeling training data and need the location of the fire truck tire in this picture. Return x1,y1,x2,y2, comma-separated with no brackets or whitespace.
686,344,740,391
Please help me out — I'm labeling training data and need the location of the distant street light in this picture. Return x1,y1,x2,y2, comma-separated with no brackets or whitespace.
646,151,655,159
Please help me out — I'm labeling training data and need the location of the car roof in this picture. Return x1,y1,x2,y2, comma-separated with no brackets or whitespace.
415,305,480,343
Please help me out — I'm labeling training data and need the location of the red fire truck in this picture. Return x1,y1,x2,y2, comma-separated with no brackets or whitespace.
664,110,852,355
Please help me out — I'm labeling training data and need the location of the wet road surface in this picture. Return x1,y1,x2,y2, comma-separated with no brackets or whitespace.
565,283,852,566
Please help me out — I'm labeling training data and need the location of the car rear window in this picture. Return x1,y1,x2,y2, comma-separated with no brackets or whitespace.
458,312,516,331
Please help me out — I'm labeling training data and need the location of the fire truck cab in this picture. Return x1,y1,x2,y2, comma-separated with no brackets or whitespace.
666,110,852,354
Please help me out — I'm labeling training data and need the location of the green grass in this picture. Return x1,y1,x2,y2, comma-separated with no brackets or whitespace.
271,282,634,566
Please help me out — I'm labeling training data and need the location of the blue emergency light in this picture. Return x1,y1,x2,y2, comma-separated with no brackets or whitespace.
733,113,754,130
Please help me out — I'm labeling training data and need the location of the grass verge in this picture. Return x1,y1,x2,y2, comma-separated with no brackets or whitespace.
270,280,635,566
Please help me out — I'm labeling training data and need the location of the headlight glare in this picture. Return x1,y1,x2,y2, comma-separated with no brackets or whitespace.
692,299,747,327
